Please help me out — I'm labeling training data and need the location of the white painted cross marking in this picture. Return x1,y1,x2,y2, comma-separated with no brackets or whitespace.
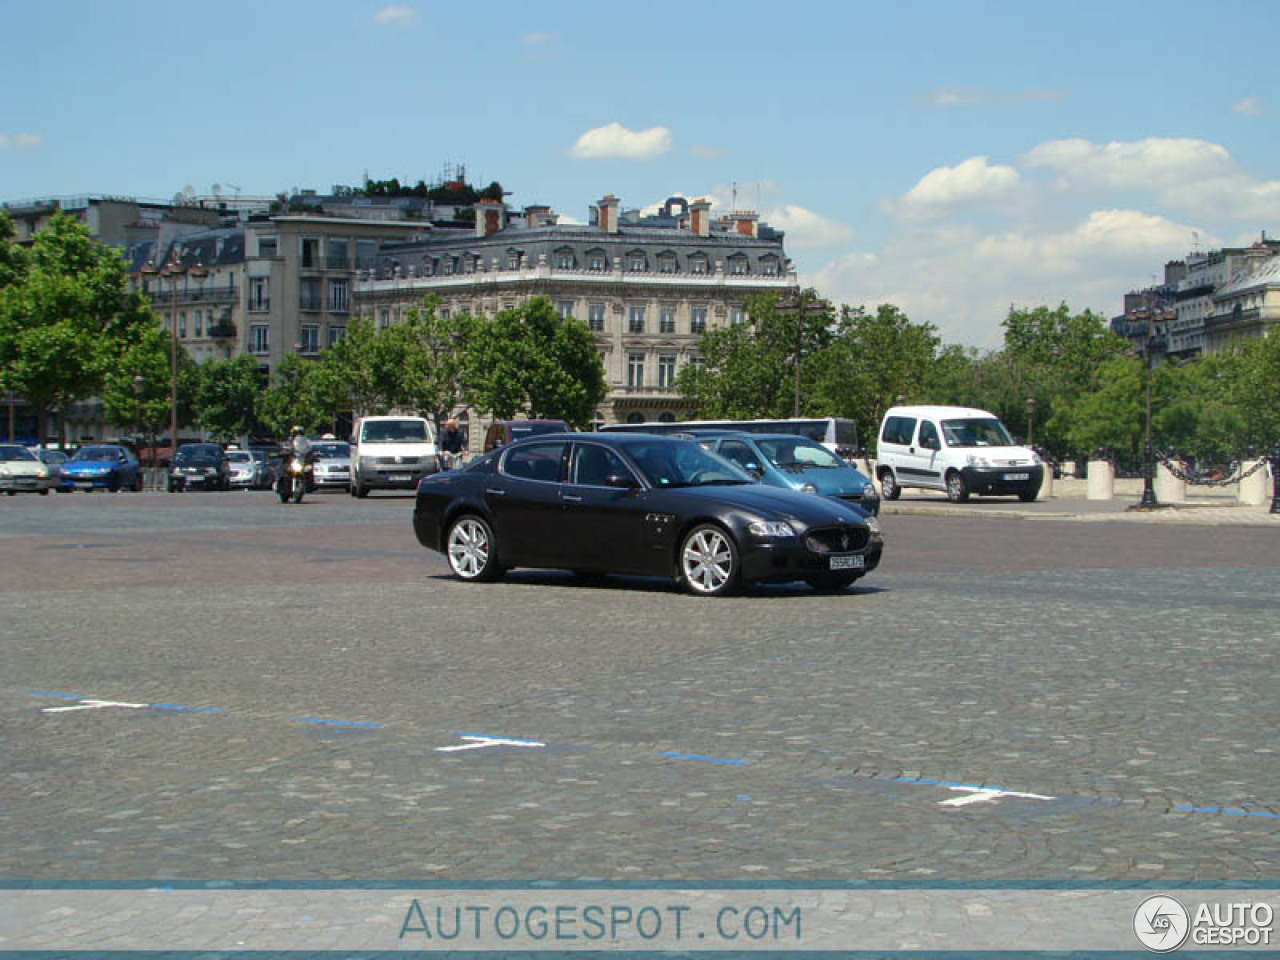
939,786,1054,807
42,699,149,714
435,734,545,753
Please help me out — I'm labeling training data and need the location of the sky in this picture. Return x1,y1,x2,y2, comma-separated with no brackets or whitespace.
3,0,1278,349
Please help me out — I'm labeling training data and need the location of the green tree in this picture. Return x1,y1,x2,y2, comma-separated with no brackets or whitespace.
400,295,480,428
259,354,337,436
1233,333,1280,448
318,315,414,417
191,354,264,441
466,297,606,427
676,291,833,419
1054,354,1143,459
0,211,153,443
810,303,939,446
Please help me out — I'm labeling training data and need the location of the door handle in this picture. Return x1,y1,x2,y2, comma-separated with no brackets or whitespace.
562,494,583,503
485,487,506,496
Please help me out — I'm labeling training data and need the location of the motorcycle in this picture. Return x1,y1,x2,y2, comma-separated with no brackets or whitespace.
276,452,315,504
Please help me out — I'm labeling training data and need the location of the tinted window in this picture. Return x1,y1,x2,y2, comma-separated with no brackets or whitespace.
881,417,917,446
717,440,757,471
509,422,568,441
918,420,940,449
502,442,567,482
312,443,350,458
361,420,428,443
569,444,631,486
0,445,37,462
941,418,1013,447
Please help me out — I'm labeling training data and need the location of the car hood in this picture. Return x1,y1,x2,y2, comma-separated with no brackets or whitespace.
767,464,870,496
954,445,1038,464
659,483,869,526
62,460,119,473
3,460,47,476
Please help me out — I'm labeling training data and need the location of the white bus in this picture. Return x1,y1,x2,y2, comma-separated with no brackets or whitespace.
600,417,860,459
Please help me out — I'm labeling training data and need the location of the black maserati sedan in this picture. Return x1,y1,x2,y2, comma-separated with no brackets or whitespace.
413,433,882,596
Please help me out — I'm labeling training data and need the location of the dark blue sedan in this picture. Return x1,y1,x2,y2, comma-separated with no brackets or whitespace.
59,445,142,492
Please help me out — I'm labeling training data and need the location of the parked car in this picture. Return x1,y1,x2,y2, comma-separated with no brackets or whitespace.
33,448,69,491
168,443,230,491
59,444,142,492
0,444,57,495
690,431,880,516
413,433,882,595
225,448,269,490
310,440,352,490
482,419,570,453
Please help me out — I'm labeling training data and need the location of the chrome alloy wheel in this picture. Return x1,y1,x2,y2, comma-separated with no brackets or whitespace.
680,526,737,596
447,517,492,580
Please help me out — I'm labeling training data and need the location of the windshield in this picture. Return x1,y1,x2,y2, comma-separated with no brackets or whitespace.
941,418,1014,448
72,447,123,462
625,440,753,488
174,445,219,463
757,437,845,469
361,421,429,443
0,445,37,462
312,443,350,458
509,423,566,441
226,452,252,463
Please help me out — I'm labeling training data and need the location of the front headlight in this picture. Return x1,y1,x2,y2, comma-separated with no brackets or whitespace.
0,467,10,478
748,520,795,538
966,455,991,467
866,517,882,536
800,483,818,494
359,456,377,469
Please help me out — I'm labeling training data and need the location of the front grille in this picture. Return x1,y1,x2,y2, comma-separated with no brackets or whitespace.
376,456,421,466
805,525,870,554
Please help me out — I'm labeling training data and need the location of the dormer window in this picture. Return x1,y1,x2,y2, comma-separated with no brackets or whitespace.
627,250,647,272
656,251,677,273
689,253,708,275
728,254,748,275
586,249,607,271
555,246,575,270
506,249,521,270
759,255,779,276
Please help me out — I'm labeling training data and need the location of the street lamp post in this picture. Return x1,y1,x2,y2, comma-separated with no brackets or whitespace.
132,375,145,487
1270,442,1280,515
777,292,827,417
142,256,207,463
1129,308,1166,511
1025,396,1036,448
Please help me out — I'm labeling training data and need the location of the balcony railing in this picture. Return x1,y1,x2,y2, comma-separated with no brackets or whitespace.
147,287,237,305
207,322,237,339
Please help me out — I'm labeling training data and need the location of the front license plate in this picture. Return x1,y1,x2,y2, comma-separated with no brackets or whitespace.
829,554,865,571
388,473,411,482
1006,472,1029,481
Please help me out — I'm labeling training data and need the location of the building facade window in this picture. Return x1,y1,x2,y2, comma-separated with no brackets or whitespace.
629,253,647,271
690,307,707,334
301,237,320,269
327,238,349,270
657,253,677,273
178,312,187,338
555,248,574,269
658,354,676,389
300,325,319,354
690,255,708,274
299,277,322,311
250,324,269,354
328,279,349,312
557,300,574,319
195,313,204,338
507,250,521,269
627,353,645,388
587,252,606,271
356,240,377,270
249,277,270,312
258,236,278,258
728,256,747,275
378,308,391,329
588,302,605,332
731,307,748,326
659,306,676,334
328,326,346,347
760,256,779,276
628,306,645,333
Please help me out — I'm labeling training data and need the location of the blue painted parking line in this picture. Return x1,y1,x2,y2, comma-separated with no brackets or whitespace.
294,717,382,729
1174,804,1280,819
658,751,748,766
150,703,222,714
21,691,82,700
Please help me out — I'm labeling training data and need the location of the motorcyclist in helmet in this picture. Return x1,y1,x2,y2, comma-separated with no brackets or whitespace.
288,425,312,460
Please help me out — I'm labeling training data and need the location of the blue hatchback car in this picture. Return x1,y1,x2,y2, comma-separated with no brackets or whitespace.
693,431,880,516
59,444,142,492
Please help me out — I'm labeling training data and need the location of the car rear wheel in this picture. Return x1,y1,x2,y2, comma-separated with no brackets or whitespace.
446,515,502,582
679,524,740,597
946,470,969,502
879,468,900,500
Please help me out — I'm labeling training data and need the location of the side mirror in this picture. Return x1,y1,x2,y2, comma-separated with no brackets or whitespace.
605,473,637,489
744,462,764,477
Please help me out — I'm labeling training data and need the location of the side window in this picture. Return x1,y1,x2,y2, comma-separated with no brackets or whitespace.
881,417,917,447
502,442,567,482
918,420,940,450
570,444,631,486
718,440,757,471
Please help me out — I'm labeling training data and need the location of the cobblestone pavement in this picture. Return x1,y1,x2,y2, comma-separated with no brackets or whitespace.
2,491,1279,883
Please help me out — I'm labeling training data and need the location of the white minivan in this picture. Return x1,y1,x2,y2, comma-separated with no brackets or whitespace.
876,405,1043,503
349,415,438,498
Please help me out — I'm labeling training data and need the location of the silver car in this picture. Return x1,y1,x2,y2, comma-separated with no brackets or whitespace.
309,440,351,491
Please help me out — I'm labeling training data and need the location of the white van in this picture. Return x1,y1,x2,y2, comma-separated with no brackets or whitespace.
876,405,1043,503
349,415,438,498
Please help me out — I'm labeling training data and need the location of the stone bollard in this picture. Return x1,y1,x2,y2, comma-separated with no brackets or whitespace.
1037,462,1053,500
1154,460,1186,504
1238,459,1270,506
1087,459,1114,500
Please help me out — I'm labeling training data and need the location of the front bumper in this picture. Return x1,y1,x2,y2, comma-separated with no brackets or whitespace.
740,534,884,584
61,472,118,489
360,460,438,489
959,464,1043,496
170,471,222,488
0,474,56,492
313,466,351,488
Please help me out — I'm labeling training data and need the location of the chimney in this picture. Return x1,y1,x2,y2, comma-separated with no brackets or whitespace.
733,211,759,238
525,205,552,228
689,198,711,238
597,194,620,234
475,198,503,237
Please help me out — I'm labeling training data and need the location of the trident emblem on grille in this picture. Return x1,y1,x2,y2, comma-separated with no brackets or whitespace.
840,532,850,551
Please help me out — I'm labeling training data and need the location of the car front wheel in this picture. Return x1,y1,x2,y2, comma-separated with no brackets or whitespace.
946,470,969,502
679,524,740,597
879,469,900,500
446,515,503,582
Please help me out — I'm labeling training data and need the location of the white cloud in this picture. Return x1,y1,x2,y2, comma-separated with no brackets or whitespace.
0,133,42,150
1232,96,1265,116
522,30,554,44
374,5,418,26
807,211,1204,349
763,205,854,249
570,123,673,160
892,156,1021,220
918,87,1064,106
1022,137,1234,191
